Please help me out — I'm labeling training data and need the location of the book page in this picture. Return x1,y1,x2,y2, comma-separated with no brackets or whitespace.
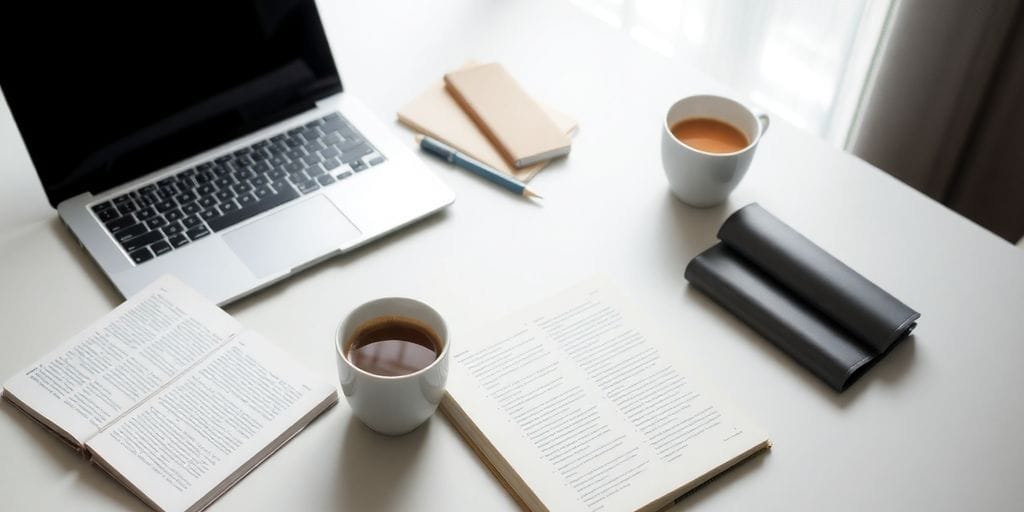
444,277,769,512
85,330,337,512
2,276,239,445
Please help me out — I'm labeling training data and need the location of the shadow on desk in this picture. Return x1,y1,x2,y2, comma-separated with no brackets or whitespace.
683,285,918,407
0,400,146,511
334,415,431,510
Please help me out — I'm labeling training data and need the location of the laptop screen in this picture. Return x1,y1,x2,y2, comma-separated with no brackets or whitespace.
0,0,342,207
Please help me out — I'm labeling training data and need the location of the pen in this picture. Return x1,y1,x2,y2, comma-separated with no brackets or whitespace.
416,135,543,199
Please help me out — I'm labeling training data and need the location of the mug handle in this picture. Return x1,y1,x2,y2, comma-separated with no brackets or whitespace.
757,112,770,135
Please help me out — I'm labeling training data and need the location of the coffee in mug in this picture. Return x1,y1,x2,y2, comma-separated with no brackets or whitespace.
661,94,769,207
670,118,750,154
335,297,450,436
345,317,441,377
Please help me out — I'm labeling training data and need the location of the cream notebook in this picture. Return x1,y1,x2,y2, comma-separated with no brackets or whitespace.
442,277,771,512
398,65,577,182
444,62,573,168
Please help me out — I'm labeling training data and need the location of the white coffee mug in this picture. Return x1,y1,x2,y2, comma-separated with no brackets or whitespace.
661,94,769,207
335,297,450,436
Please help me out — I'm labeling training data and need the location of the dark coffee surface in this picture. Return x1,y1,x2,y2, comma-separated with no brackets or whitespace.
346,317,440,377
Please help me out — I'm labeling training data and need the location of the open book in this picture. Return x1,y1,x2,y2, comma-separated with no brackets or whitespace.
2,276,337,512
442,277,770,511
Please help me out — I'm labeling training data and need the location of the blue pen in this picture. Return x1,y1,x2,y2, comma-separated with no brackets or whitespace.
416,135,542,199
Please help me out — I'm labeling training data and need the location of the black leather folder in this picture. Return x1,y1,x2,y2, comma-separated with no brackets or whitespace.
685,204,920,391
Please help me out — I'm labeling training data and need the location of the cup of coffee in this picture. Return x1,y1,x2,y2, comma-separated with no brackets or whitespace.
335,297,449,435
661,94,769,207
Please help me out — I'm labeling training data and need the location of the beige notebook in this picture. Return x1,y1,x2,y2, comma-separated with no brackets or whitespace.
398,66,576,182
442,276,770,512
444,62,572,168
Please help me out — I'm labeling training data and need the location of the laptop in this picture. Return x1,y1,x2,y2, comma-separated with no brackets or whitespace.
0,1,454,305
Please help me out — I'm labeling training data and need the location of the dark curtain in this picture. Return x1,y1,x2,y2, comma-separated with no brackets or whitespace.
850,0,1024,243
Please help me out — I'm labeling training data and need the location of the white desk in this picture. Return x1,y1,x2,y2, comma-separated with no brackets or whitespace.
3,1,1024,510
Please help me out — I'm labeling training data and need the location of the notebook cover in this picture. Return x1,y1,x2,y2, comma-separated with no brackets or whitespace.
444,63,571,168
718,204,920,352
684,204,920,391
398,65,577,182
685,244,876,391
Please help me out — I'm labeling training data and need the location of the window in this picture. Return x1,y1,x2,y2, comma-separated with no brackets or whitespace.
568,0,893,147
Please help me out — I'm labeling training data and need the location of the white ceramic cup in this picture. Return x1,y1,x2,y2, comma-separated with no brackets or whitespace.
661,94,769,207
335,297,450,436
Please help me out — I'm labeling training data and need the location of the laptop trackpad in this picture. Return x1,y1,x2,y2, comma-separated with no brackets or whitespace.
223,196,361,278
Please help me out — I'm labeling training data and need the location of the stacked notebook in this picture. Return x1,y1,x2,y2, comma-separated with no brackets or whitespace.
398,62,576,182
685,204,921,391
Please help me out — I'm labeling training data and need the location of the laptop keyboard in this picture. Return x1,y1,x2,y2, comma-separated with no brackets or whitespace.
89,113,386,265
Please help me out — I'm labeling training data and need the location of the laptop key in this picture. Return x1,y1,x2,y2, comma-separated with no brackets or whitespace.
253,186,272,199
237,192,256,207
306,164,325,177
155,199,175,213
220,199,240,213
301,152,322,166
351,160,368,172
181,202,201,215
122,230,162,252
129,247,154,264
199,208,218,221
135,207,156,220
296,180,320,194
198,195,217,208
176,191,197,204
165,209,184,222
113,194,132,205
97,207,120,222
163,222,184,237
341,144,372,164
186,226,211,241
206,186,299,232
117,202,137,216
182,215,202,228
316,175,335,186
169,233,189,248
146,217,167,230
337,170,353,180
92,201,113,213
323,157,341,170
215,189,235,202
368,156,385,166
151,241,172,256
114,223,146,242
197,183,216,196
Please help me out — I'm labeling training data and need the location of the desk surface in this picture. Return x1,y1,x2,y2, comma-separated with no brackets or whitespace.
3,1,1024,510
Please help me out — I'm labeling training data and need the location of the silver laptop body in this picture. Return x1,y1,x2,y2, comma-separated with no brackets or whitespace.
58,94,453,305
2,1,454,305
